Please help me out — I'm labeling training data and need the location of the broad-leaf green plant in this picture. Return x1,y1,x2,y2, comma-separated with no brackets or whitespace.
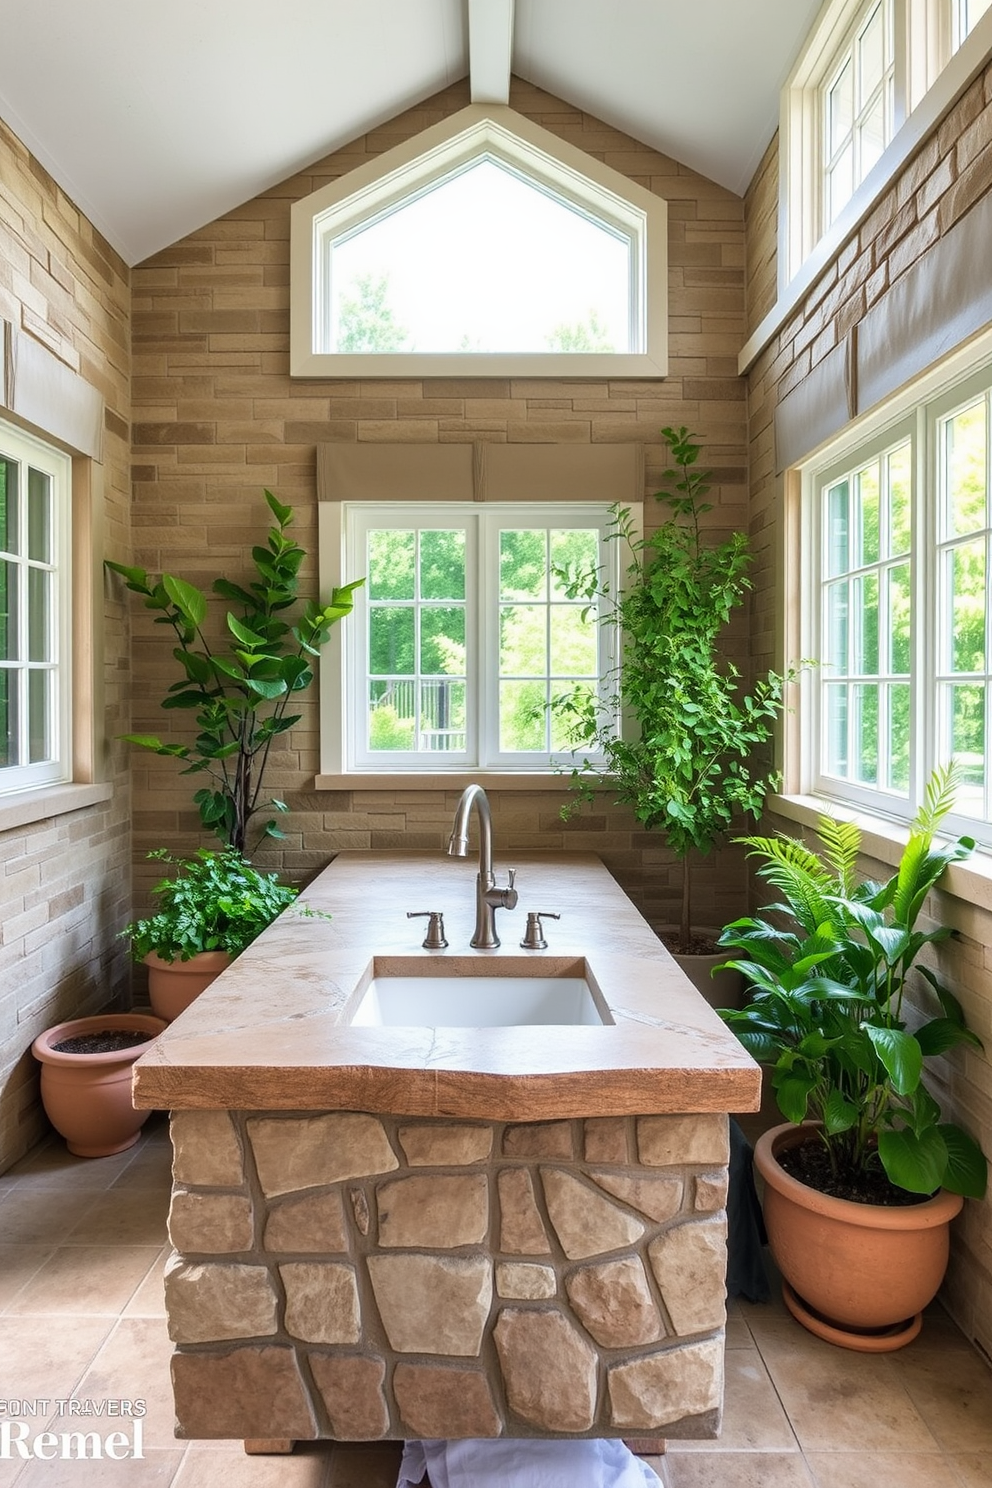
107,490,363,855
120,848,306,963
718,765,988,1199
548,426,788,954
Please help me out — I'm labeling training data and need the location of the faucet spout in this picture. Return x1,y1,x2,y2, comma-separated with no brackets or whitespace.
446,785,516,948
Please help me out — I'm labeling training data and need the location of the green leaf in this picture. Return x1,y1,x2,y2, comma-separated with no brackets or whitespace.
879,1127,947,1194
162,575,207,628
914,1017,982,1055
227,613,268,648
264,488,293,527
863,1025,923,1095
939,1124,988,1198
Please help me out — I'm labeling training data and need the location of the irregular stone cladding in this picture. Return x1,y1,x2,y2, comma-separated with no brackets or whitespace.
166,1109,730,1442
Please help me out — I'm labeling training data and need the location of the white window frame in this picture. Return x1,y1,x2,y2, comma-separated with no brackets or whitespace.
797,330,992,846
319,500,623,779
291,104,668,380
0,417,72,793
779,0,992,290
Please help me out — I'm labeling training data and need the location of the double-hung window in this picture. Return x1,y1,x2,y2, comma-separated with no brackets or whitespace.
330,503,617,775
0,418,71,792
804,356,992,840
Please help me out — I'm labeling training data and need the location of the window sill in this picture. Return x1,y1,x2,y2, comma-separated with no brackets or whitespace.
770,793,992,916
315,772,575,792
0,781,113,834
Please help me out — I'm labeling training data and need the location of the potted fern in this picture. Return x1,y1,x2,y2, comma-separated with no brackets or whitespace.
549,426,788,1001
718,765,987,1349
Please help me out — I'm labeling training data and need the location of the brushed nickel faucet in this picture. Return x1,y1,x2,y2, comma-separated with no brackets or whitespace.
446,784,518,948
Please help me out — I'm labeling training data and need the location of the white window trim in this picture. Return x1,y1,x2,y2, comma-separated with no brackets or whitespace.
0,417,72,793
792,321,992,845
767,2,992,328
290,104,668,381
318,500,623,784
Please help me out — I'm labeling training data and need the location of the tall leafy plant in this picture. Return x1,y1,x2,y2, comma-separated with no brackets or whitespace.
107,490,363,856
549,426,787,953
718,766,987,1199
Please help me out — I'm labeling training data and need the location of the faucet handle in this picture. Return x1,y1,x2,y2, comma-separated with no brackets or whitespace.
407,911,449,949
499,868,518,911
520,911,560,950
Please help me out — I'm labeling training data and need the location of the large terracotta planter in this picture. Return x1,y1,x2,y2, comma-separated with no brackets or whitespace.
755,1123,963,1351
144,950,231,1023
32,1013,167,1157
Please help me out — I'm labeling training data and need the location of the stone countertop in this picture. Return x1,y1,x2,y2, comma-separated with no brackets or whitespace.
132,851,760,1119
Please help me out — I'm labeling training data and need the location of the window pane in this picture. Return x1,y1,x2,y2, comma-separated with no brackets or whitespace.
368,530,415,600
828,144,854,223
949,539,986,672
826,579,849,668
0,560,18,659
887,442,911,555
329,157,633,355
853,681,879,783
0,668,16,767
420,530,465,600
857,93,886,178
944,400,987,537
550,606,597,677
855,462,880,565
887,563,911,673
826,480,849,575
368,681,415,751
828,59,854,156
500,679,545,751
500,530,547,600
28,568,51,662
27,468,51,563
824,683,849,776
550,528,598,599
369,607,415,674
0,457,18,554
420,606,465,675
853,573,878,673
420,679,466,753
28,667,49,763
887,682,911,793
500,605,546,676
550,680,594,752
946,681,985,811
858,4,885,104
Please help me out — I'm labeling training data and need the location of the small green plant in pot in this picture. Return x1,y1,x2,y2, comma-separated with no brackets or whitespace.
120,848,304,1022
548,426,789,962
717,766,988,1348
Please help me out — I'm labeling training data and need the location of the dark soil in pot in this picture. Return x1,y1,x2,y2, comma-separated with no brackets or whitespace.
51,1029,154,1055
777,1136,932,1208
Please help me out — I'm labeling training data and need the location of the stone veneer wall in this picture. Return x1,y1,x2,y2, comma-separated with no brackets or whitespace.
164,1109,730,1443
128,74,751,939
0,120,132,1172
743,65,992,1358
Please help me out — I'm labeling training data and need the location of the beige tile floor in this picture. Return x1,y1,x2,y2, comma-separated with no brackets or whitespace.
1,1115,990,1487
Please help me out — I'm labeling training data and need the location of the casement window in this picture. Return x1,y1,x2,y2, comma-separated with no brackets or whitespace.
804,357,992,840
330,503,617,774
781,0,992,287
0,419,72,792
291,104,668,379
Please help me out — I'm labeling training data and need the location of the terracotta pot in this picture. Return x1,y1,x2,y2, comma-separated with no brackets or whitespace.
32,1013,167,1157
144,950,231,1022
657,928,745,1010
755,1122,964,1352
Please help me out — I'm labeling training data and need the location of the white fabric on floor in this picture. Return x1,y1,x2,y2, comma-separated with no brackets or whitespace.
397,1437,662,1488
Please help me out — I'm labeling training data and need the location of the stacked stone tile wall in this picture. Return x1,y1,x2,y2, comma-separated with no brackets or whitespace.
164,1109,730,1443
0,121,132,1171
128,75,750,939
743,64,992,1357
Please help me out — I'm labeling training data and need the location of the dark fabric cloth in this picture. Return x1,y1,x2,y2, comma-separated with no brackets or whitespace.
726,1118,770,1303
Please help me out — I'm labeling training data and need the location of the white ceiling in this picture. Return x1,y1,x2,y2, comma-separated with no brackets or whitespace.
0,0,823,266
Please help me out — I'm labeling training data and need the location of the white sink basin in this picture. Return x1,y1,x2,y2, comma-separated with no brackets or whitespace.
350,972,611,1027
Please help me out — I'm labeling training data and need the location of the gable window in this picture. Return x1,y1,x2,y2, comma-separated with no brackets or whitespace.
801,353,992,842
291,105,667,379
333,503,616,773
0,419,71,792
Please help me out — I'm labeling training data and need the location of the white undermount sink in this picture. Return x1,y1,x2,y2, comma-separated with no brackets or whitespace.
349,960,613,1028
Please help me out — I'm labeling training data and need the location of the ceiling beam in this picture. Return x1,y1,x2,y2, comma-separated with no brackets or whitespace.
468,0,514,105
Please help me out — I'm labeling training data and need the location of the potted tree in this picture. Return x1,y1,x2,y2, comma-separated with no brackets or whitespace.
549,426,788,1004
718,765,988,1350
107,490,361,1013
119,848,303,1021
